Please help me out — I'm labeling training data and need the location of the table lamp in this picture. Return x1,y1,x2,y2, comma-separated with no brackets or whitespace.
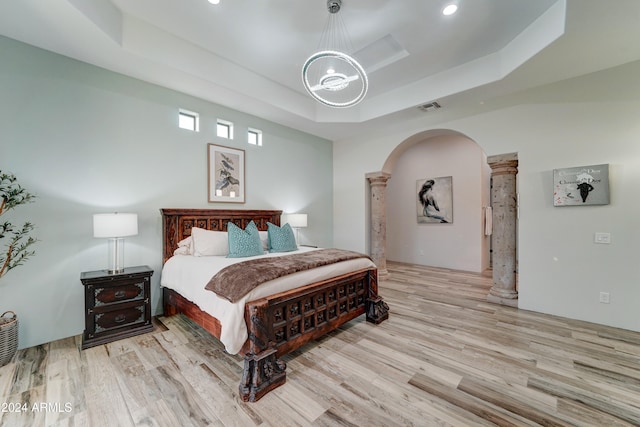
93,213,138,274
283,213,307,244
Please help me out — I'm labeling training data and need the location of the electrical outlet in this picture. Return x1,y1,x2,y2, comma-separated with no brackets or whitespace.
599,292,610,304
594,232,611,244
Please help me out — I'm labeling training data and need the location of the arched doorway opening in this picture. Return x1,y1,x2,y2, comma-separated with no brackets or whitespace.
366,129,519,306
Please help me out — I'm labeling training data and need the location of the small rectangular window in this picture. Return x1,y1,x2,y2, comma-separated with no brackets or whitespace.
248,128,263,146
178,109,199,131
217,119,234,139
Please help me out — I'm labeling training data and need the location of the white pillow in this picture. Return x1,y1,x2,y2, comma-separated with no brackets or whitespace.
173,246,191,256
174,236,193,255
259,231,269,251
191,227,229,256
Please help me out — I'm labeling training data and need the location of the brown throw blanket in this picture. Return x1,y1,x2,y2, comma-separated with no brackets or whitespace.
205,248,372,303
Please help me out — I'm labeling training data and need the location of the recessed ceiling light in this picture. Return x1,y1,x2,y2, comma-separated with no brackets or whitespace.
442,4,458,16
208,0,220,4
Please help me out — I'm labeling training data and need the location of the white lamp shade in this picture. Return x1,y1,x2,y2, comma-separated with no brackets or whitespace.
284,213,308,228
93,213,138,238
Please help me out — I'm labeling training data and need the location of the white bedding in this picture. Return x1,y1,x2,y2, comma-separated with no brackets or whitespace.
160,247,375,355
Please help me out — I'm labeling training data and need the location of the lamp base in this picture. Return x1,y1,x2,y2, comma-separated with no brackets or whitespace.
107,238,126,274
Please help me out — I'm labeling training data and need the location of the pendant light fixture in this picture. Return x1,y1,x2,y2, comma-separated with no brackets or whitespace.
302,0,368,108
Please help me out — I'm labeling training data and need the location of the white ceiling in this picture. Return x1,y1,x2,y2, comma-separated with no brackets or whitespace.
1,0,639,140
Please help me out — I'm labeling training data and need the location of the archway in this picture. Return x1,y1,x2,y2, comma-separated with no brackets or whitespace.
366,130,519,306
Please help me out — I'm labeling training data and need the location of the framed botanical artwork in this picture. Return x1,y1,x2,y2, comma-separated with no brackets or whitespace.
553,164,609,206
416,176,453,223
208,144,245,203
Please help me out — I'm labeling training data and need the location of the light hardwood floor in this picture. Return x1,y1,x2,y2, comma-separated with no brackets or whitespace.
1,262,639,426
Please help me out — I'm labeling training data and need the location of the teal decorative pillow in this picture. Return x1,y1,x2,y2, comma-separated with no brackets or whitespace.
227,221,265,258
267,222,298,253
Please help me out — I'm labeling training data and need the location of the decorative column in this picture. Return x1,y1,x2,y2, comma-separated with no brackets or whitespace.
487,153,518,307
366,172,391,279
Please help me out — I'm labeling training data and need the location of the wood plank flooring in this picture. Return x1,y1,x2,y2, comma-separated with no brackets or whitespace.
1,261,639,426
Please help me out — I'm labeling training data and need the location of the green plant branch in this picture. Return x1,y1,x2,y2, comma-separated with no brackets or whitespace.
0,171,37,280
0,245,10,277
0,222,36,277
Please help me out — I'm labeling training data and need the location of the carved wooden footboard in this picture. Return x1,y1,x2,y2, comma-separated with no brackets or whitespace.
240,267,387,401
160,208,389,402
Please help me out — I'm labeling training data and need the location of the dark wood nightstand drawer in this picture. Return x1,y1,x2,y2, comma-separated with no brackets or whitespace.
93,280,145,306
94,303,147,334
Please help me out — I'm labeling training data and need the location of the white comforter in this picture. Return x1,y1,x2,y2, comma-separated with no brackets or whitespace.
160,247,375,355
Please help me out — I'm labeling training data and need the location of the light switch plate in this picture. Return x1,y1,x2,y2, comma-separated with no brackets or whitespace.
594,232,611,244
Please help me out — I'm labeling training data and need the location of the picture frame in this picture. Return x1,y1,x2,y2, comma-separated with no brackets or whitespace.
553,163,609,206
416,176,453,223
208,144,245,203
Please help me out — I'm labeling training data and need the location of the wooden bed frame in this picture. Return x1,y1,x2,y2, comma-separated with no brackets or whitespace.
160,208,389,402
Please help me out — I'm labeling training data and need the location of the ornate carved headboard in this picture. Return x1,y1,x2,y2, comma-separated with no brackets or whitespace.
160,209,282,264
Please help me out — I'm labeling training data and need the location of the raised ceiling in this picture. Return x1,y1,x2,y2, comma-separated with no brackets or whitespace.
1,0,639,140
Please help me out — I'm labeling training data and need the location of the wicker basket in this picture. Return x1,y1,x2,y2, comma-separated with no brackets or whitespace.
0,311,18,367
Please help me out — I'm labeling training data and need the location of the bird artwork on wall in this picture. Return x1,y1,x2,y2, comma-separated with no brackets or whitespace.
208,144,245,203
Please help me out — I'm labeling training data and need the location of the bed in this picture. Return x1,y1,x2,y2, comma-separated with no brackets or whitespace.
160,208,389,401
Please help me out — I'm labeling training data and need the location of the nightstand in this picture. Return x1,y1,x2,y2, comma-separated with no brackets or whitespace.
80,265,154,349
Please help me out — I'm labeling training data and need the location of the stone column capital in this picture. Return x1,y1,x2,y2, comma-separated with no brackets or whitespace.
366,171,392,187
487,153,518,176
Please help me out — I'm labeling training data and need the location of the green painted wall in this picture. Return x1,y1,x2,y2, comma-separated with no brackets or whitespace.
0,36,333,349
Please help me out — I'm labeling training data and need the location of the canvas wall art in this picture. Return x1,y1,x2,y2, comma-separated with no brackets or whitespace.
208,144,245,203
416,176,453,223
553,164,609,206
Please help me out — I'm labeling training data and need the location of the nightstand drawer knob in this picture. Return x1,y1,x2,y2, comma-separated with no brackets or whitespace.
114,314,126,323
114,290,126,299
